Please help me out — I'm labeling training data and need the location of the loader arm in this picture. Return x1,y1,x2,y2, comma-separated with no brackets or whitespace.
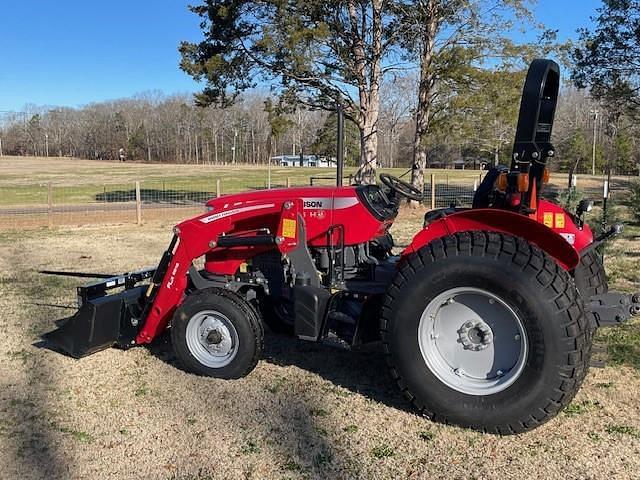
136,200,301,344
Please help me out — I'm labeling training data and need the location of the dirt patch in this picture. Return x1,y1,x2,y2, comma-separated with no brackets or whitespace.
0,210,639,479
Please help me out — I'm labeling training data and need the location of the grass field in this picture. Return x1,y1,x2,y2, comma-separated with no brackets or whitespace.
0,156,484,207
0,156,638,479
0,156,633,207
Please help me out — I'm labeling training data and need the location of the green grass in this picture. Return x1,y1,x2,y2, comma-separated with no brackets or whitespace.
309,407,329,417
281,459,304,472
418,430,436,442
605,425,640,439
371,443,395,459
134,383,149,397
265,375,288,394
0,160,486,206
6,349,34,365
597,321,640,370
563,400,602,417
240,439,261,455
59,426,94,443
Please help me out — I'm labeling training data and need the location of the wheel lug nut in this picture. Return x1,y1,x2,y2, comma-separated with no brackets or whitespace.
514,334,521,341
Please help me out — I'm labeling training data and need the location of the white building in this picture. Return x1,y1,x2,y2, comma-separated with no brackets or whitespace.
271,154,336,168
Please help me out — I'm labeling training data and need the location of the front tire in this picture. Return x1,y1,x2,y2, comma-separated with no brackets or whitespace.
381,232,591,434
171,288,263,379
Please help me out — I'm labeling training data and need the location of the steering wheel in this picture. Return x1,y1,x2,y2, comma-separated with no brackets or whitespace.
379,173,424,202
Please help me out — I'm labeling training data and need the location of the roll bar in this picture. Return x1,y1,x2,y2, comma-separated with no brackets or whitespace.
510,59,560,210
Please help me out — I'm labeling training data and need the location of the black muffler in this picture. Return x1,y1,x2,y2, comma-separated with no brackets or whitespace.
41,269,155,358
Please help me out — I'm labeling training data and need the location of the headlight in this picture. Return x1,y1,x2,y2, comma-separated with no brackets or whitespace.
205,205,214,212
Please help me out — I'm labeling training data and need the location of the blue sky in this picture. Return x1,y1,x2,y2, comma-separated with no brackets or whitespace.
0,0,601,112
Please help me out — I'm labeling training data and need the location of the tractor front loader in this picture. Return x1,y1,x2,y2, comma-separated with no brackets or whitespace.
43,59,639,434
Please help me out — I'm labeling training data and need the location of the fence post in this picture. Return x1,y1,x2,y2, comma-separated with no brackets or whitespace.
286,177,291,188
216,179,222,197
430,174,436,210
135,181,142,225
47,182,53,228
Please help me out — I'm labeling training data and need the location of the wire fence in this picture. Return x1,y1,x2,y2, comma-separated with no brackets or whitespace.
0,172,632,229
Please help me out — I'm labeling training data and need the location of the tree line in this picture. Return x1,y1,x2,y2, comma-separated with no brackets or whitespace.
1,0,638,181
1,80,638,177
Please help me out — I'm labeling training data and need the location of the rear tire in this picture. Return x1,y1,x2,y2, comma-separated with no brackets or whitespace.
171,288,263,379
381,232,591,434
575,249,608,298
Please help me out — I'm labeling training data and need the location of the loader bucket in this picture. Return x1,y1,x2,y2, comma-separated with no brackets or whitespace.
43,285,147,358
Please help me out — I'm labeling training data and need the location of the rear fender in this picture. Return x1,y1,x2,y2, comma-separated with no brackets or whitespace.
403,209,580,270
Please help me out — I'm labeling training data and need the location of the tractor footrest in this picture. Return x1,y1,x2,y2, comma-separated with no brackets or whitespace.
293,285,331,341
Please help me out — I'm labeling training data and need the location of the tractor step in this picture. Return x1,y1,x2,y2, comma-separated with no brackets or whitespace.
590,344,608,369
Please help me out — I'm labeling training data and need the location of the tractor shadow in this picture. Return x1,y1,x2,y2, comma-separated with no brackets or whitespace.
262,335,412,412
147,330,412,414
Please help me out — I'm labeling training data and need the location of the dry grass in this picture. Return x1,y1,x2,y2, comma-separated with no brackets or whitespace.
0,205,639,480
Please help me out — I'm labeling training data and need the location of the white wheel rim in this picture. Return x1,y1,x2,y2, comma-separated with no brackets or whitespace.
185,310,239,368
418,287,528,396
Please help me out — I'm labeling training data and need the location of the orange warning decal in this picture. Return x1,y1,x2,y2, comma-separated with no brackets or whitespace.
554,213,565,229
543,212,553,228
282,218,297,238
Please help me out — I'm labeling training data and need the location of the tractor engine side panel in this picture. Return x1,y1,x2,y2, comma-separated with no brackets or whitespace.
300,189,391,247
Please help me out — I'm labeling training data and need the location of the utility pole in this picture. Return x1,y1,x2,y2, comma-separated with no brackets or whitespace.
45,133,49,157
336,104,344,187
231,130,237,164
591,108,599,176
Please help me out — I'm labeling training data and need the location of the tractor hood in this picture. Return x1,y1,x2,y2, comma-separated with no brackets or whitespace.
204,185,358,212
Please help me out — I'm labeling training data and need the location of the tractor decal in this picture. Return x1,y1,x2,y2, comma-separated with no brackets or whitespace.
199,203,276,224
302,197,359,210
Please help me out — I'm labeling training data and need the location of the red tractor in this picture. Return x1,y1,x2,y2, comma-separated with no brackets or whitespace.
45,60,639,434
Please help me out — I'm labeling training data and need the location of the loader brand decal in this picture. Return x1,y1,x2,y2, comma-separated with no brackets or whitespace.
199,203,276,224
166,262,180,289
282,218,297,238
543,212,553,228
554,212,565,229
302,197,359,210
